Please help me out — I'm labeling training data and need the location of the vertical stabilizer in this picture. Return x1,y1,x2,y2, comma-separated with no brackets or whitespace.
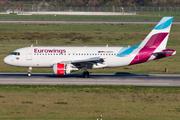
139,17,173,49
129,17,175,65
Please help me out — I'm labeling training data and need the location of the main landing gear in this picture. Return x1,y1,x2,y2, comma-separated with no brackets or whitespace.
83,71,89,78
82,67,90,78
28,67,32,77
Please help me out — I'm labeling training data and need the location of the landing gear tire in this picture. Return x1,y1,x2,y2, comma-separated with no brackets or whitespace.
28,67,32,77
83,71,89,78
28,72,31,77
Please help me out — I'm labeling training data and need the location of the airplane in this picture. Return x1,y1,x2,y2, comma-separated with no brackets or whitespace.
4,17,176,78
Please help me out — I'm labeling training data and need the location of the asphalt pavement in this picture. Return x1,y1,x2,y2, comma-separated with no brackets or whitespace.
0,73,180,86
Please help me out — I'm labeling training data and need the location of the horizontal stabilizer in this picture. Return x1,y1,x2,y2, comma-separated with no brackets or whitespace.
152,51,173,55
152,49,176,59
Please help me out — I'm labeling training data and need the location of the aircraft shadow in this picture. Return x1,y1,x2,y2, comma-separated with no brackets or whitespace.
0,73,179,81
0,72,150,78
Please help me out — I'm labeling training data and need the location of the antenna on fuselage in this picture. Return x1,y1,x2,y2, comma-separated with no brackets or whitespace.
106,44,108,47
31,44,33,47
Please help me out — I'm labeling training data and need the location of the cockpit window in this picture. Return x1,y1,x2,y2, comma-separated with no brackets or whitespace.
11,52,20,56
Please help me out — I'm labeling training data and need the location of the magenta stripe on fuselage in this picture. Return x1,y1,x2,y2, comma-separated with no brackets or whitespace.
129,33,168,65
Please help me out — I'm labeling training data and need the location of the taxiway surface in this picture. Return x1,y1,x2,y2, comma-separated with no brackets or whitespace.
0,73,180,86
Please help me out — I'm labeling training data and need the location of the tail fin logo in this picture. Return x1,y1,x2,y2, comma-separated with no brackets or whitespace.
143,33,169,49
154,17,173,30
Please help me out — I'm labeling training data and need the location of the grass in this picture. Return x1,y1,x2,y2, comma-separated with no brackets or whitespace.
0,14,180,120
0,12,180,21
0,23,180,74
0,85,180,120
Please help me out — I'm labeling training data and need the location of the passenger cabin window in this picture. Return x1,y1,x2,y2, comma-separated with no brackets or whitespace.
11,52,20,56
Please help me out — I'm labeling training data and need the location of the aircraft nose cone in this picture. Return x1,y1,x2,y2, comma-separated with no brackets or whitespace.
4,56,11,65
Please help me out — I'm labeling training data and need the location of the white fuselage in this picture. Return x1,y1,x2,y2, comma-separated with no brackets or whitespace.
4,46,140,68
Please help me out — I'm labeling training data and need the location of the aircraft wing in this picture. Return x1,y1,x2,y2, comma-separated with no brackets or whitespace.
61,57,104,64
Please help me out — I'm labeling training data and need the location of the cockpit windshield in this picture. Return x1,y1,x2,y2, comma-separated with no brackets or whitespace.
11,52,20,56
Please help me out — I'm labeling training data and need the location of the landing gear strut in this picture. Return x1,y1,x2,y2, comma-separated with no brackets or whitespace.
83,71,89,78
28,67,32,77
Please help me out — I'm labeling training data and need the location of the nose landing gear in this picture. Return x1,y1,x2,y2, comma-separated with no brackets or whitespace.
28,67,32,77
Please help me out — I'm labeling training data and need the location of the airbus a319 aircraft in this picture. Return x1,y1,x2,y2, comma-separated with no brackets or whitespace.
4,17,176,77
